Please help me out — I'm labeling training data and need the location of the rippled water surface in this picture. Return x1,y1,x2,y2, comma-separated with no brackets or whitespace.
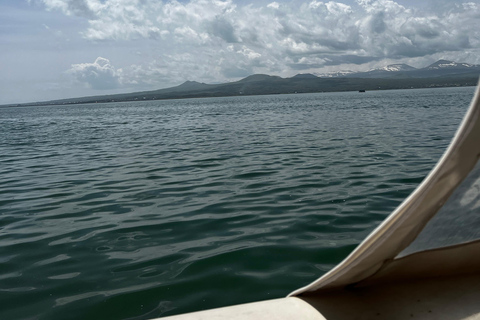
0,87,475,319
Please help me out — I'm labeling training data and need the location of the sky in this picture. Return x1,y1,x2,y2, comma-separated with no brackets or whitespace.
1,0,480,104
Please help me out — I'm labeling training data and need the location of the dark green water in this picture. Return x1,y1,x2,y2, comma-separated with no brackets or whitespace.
0,87,475,319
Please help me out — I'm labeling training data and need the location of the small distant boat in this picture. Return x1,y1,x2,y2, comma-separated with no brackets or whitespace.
160,83,480,320
359,89,366,93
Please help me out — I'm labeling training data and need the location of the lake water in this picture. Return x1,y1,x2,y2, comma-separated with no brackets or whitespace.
0,87,475,319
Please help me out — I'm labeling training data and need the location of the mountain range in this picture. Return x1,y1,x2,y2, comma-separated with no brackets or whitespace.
9,60,480,107
317,60,480,79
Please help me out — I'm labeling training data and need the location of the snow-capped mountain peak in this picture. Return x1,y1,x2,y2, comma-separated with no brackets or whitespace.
379,64,417,72
427,60,475,69
315,70,356,78
315,60,479,79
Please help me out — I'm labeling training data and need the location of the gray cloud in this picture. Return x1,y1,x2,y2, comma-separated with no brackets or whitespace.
207,16,238,43
369,11,386,34
323,54,378,66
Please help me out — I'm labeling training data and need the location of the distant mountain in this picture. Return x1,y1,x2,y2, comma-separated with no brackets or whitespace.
172,80,212,91
426,60,476,70
322,60,480,79
317,63,416,79
7,59,479,107
415,60,480,78
344,64,417,78
378,64,417,72
291,73,318,79
237,74,283,82
316,70,356,78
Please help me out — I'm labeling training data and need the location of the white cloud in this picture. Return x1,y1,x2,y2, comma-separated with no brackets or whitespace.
67,57,121,90
237,46,261,60
267,2,280,10
33,0,480,89
40,0,98,18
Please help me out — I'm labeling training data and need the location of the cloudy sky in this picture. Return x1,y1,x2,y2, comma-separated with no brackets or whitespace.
1,0,480,104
